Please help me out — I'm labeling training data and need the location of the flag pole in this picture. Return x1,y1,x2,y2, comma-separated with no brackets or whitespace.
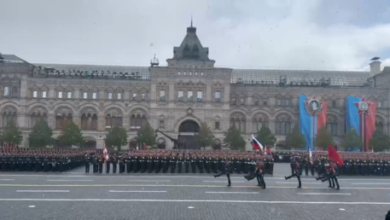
312,115,315,151
361,112,365,152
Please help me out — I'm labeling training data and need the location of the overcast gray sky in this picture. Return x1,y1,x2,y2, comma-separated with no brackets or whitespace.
1,0,390,70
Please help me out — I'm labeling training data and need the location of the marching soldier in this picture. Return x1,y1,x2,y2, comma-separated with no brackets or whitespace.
125,155,132,173
170,155,176,173
106,155,111,174
112,155,118,174
214,160,233,187
285,157,302,188
177,154,183,173
197,156,204,174
98,154,103,174
163,155,169,173
204,156,210,173
191,155,197,173
119,155,125,173
154,155,161,173
256,160,266,189
133,155,139,173
185,154,190,173
84,154,89,173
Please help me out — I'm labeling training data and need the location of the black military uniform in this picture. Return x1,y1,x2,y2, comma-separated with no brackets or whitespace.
154,156,161,173
112,156,117,174
285,158,302,188
185,156,190,173
214,161,233,187
170,156,176,173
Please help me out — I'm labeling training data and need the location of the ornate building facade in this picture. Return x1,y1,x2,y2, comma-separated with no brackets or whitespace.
0,25,389,150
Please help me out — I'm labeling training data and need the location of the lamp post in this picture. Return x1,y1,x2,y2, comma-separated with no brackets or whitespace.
355,98,371,152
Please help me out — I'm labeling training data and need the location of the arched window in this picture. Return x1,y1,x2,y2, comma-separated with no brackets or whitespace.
253,114,269,132
275,115,291,135
326,115,338,136
81,113,98,130
56,113,73,130
30,108,48,128
130,109,148,130
105,109,123,129
2,108,17,127
253,99,259,106
230,112,246,133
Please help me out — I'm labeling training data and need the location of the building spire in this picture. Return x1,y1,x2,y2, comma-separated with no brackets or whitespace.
191,16,193,27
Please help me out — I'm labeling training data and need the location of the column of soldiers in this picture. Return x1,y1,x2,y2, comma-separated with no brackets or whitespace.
272,150,390,176
85,150,275,175
0,148,86,172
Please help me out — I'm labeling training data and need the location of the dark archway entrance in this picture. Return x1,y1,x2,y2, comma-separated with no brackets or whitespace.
213,139,222,150
157,138,166,149
178,120,200,149
84,137,97,149
129,138,137,149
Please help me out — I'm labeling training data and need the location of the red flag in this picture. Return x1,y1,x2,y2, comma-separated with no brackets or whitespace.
365,101,376,152
328,145,343,166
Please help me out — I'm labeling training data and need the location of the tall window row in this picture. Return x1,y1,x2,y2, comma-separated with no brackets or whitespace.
29,90,149,101
174,90,203,102
173,91,223,102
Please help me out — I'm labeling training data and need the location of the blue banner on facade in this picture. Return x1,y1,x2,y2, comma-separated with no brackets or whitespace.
299,95,312,150
346,96,361,135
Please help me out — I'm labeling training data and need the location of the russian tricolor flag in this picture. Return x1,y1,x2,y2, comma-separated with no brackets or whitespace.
252,135,264,152
345,96,376,151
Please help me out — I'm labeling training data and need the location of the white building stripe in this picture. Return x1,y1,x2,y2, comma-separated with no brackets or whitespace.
109,190,167,193
203,181,244,183
0,179,14,181
205,192,259,194
127,180,170,182
0,198,389,205
352,183,390,185
275,182,321,185
47,180,93,182
297,193,351,196
16,190,70,193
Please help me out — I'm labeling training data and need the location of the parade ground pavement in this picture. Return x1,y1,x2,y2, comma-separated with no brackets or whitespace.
0,164,389,220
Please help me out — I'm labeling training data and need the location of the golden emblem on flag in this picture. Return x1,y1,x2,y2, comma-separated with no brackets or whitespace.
305,96,323,116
